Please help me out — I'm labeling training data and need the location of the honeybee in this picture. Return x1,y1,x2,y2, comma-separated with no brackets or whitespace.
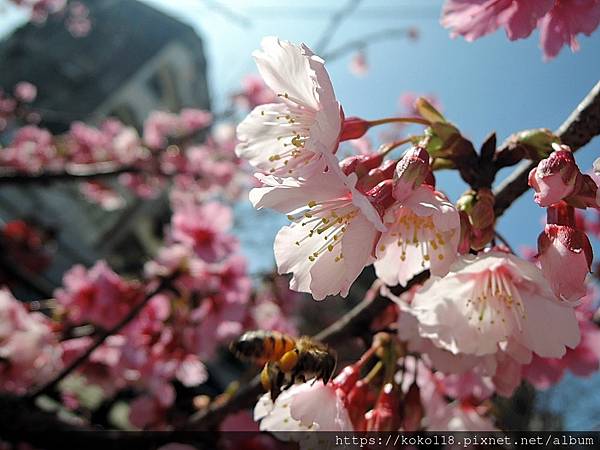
230,330,337,400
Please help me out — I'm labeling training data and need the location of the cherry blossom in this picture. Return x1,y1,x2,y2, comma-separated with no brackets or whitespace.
236,37,343,178
537,223,592,303
55,261,143,329
528,144,582,207
254,379,353,432
349,51,368,77
410,251,580,358
251,155,385,300
523,296,600,388
170,201,238,262
441,0,554,42
539,0,600,59
0,289,62,394
375,185,460,286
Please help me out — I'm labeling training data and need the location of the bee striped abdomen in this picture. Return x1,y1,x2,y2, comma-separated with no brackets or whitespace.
231,330,296,363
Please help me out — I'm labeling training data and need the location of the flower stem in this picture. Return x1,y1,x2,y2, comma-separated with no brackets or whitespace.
379,136,417,156
368,117,430,127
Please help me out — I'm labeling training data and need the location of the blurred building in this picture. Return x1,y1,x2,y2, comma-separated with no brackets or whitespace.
0,0,210,132
0,0,211,299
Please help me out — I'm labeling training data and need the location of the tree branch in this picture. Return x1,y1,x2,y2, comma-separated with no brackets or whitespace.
314,0,363,53
323,27,414,61
28,276,173,400
494,81,600,217
0,164,139,185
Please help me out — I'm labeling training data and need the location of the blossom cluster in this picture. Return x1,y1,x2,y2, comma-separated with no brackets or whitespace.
0,110,249,209
235,36,600,433
442,0,600,59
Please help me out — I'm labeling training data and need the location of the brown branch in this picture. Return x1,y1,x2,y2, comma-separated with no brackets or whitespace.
323,27,415,61
0,164,139,185
494,81,600,217
28,276,173,400
314,0,363,53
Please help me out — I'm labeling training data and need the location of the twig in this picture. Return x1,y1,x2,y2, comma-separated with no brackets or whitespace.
0,164,139,185
28,276,173,400
494,81,600,217
200,0,252,29
323,27,414,61
494,231,515,254
314,0,362,54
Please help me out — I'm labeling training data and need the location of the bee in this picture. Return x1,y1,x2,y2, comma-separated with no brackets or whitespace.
230,330,337,400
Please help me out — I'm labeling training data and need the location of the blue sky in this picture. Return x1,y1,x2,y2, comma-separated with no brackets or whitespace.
2,0,600,428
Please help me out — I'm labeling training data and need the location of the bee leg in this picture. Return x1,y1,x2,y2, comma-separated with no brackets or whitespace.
260,362,272,392
270,369,285,401
278,349,299,373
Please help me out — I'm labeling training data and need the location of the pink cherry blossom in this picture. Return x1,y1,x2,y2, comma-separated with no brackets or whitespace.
13,82,37,103
0,125,60,173
523,300,600,389
60,335,127,396
0,289,62,394
426,401,498,431
236,37,342,178
170,201,238,262
143,109,212,150
349,51,369,77
375,185,460,287
251,155,385,300
55,261,144,329
537,224,592,303
410,251,580,358
79,181,125,210
233,74,277,110
441,0,554,42
528,144,582,207
254,379,353,432
539,0,600,59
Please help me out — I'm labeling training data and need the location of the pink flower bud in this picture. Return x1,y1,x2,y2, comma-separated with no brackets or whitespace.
346,380,372,429
355,159,397,192
402,382,423,432
339,153,383,177
365,383,401,431
332,365,361,395
393,147,431,202
366,179,395,217
457,189,496,251
528,145,582,207
339,116,370,142
538,223,592,303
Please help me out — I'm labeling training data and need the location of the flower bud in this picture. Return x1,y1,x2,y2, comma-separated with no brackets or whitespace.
415,97,444,123
365,383,401,431
538,223,592,303
333,365,362,395
346,380,373,429
457,189,496,251
565,174,599,209
366,179,395,218
393,147,430,202
356,159,397,192
339,153,384,177
339,116,370,142
528,144,582,207
402,382,423,431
